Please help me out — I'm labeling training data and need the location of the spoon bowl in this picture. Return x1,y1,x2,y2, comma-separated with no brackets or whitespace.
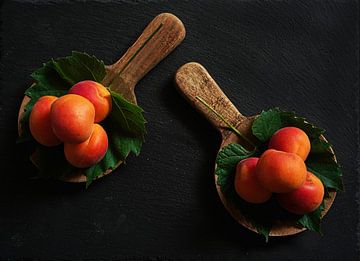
175,62,336,236
18,13,186,183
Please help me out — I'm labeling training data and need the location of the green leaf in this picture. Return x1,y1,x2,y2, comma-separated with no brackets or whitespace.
280,111,325,139
298,200,325,233
252,108,325,143
307,159,344,191
115,135,143,157
251,108,282,142
52,51,106,85
30,61,70,92
215,143,255,191
310,139,332,155
106,91,146,159
71,51,107,83
85,164,104,189
84,91,146,186
216,143,255,170
108,91,146,139
251,219,271,242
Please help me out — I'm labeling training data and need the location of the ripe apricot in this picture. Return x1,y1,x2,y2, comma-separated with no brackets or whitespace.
256,149,307,193
29,96,61,146
64,123,108,168
268,127,311,161
69,80,112,123
277,172,324,215
51,94,95,143
235,157,272,204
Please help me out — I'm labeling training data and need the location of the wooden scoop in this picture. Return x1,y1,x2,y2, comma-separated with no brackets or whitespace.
18,13,186,183
175,62,336,236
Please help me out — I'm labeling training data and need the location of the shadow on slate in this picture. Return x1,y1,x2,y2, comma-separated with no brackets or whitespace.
0,0,358,260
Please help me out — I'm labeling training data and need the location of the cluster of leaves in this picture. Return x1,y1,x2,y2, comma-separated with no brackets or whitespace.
215,108,343,240
19,52,146,187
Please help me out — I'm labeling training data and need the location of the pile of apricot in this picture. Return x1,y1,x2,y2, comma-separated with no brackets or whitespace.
234,127,325,215
29,80,112,168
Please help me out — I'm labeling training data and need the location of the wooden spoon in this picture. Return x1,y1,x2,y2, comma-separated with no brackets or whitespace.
18,13,186,183
175,62,336,237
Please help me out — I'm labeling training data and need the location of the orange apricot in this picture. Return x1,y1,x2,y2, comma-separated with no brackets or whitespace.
256,149,307,193
268,127,311,161
51,94,95,143
68,80,112,123
235,157,272,204
29,96,61,146
277,172,324,215
64,123,108,168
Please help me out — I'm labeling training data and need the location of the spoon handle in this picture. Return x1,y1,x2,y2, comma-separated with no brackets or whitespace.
103,13,186,102
175,62,248,137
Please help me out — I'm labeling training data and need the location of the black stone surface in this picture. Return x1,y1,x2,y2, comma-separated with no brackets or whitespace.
0,0,358,260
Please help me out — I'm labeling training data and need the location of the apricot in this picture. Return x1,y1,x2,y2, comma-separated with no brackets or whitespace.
277,172,324,215
68,80,112,123
256,149,307,193
64,123,108,168
235,157,272,204
29,96,62,146
51,94,95,143
268,127,311,161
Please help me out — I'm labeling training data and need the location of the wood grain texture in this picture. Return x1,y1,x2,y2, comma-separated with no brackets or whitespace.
17,13,185,183
175,62,336,236
175,63,250,137
1,0,358,259
103,13,185,103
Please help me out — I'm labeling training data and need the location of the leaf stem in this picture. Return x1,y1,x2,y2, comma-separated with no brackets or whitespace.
196,96,255,147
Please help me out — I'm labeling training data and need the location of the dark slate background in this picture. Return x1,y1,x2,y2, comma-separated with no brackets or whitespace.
0,0,358,260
